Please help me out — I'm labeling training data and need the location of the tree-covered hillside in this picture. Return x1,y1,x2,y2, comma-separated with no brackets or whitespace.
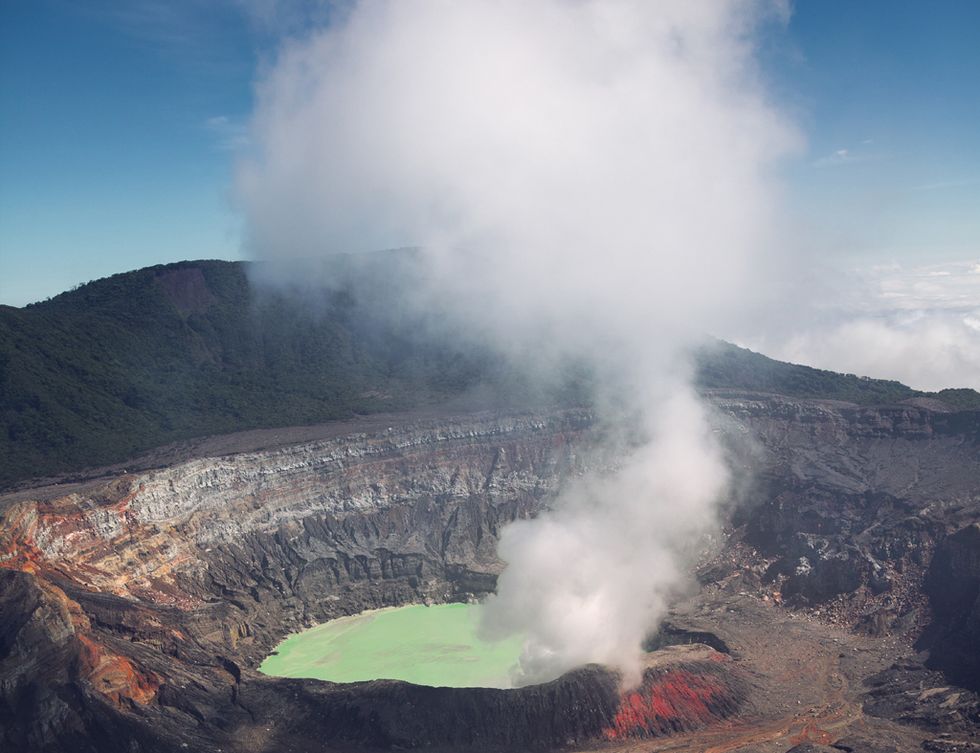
2,257,977,488
0,258,500,487
699,339,912,404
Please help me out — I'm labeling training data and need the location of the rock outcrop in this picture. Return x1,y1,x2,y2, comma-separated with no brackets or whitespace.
921,524,980,691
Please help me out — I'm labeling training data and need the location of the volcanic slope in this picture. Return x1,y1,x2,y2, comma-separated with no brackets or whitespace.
4,256,979,488
2,393,978,752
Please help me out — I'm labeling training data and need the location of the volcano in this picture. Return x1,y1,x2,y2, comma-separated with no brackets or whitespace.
2,396,978,752
1,262,979,752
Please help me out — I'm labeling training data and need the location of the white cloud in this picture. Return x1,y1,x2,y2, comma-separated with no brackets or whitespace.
204,115,249,150
811,144,879,168
237,0,798,686
738,260,980,392
774,313,980,392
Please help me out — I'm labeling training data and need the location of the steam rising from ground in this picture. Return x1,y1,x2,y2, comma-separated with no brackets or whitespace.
238,0,797,685
482,391,728,686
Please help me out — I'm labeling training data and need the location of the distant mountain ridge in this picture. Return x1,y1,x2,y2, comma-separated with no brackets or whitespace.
2,258,977,488
694,338,980,409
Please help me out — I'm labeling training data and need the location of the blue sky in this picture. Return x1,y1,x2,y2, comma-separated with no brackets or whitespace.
0,0,258,305
766,1,980,265
1,0,978,307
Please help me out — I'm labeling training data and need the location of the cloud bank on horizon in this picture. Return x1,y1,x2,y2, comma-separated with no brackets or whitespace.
237,0,799,685
736,260,980,393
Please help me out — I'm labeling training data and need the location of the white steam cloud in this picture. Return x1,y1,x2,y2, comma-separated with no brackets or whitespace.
482,391,728,686
237,0,797,685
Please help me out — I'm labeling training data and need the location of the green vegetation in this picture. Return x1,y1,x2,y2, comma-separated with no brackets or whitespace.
258,603,524,688
0,257,504,487
695,339,980,409
930,388,980,410
2,257,977,488
692,339,936,404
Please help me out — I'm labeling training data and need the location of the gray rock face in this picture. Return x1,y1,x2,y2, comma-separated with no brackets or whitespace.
718,395,978,597
922,524,980,690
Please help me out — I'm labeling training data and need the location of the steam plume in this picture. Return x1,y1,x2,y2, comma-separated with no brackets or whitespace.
237,0,797,685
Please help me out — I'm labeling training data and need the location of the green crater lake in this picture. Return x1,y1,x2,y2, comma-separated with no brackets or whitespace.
258,603,523,688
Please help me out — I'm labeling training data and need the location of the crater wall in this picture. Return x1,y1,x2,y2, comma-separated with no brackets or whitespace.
1,397,978,752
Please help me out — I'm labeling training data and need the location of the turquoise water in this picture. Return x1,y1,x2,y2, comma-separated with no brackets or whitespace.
258,603,523,688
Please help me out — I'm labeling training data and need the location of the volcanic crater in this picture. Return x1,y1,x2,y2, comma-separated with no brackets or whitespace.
1,395,979,752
